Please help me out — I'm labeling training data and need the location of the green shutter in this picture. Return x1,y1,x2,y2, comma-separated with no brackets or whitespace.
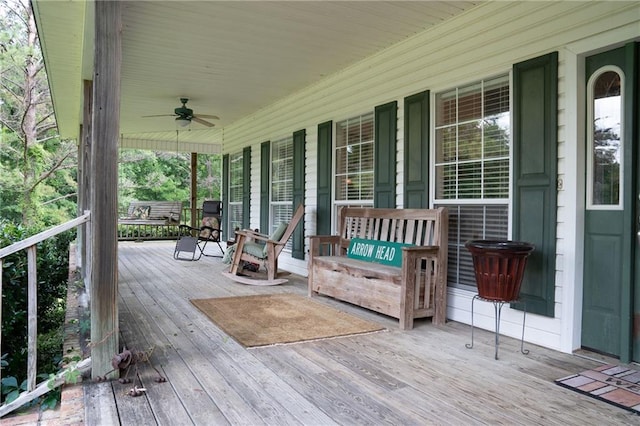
242,147,251,229
260,141,270,233
512,52,558,317
317,121,333,235
374,101,397,208
222,154,229,239
404,91,429,208
292,129,306,259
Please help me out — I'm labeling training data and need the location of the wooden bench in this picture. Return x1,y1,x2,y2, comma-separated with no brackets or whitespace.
118,201,183,241
308,207,448,329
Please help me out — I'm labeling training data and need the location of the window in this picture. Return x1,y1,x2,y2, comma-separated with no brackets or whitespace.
270,137,293,240
227,151,244,232
334,112,374,219
587,67,623,209
434,75,510,289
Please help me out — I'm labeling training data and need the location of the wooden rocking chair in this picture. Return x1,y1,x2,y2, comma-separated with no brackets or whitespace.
223,204,304,285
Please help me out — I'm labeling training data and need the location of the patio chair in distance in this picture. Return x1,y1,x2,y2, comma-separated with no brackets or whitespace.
173,200,224,261
222,203,304,285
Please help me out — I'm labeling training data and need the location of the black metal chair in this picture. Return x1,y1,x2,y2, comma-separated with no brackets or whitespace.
173,200,224,261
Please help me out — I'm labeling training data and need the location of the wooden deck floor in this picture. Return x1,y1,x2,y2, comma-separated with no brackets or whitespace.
83,241,639,425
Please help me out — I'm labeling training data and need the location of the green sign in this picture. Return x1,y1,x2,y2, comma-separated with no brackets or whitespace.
347,238,413,267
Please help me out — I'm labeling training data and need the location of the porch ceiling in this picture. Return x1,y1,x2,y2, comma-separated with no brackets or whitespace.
32,1,481,147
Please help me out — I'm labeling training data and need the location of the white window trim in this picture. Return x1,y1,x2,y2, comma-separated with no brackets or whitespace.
585,65,624,211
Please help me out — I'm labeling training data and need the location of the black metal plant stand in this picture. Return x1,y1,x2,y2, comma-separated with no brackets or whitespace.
466,295,529,360
464,240,535,360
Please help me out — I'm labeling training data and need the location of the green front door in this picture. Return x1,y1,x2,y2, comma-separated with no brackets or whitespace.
582,44,637,361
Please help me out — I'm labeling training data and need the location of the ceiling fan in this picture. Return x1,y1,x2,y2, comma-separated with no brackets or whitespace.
143,98,219,127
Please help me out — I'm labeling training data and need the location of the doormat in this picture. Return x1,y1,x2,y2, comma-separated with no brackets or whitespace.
556,364,640,415
190,293,385,348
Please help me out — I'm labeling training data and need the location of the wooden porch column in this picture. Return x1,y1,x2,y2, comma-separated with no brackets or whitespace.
90,1,121,379
191,152,198,228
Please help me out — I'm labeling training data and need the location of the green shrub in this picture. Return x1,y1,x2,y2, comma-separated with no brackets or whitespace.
0,219,75,400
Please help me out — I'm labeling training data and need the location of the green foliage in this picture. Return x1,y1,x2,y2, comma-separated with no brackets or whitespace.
1,375,27,404
0,0,78,226
61,360,82,385
118,149,222,211
0,219,75,398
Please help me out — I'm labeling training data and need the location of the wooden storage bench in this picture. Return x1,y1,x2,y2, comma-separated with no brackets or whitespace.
308,207,448,329
118,201,183,241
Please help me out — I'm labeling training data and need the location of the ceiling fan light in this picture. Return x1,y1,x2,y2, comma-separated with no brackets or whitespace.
175,117,190,127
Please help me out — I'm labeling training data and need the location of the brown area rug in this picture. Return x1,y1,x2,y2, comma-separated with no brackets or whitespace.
190,293,385,347
556,364,640,415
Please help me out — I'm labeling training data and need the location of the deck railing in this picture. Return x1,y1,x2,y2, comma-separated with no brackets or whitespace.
0,212,92,417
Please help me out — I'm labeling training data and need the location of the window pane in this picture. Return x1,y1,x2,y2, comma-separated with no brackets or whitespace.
228,204,243,232
458,82,482,122
440,204,509,288
335,146,348,175
435,127,457,163
458,162,481,199
347,144,362,174
435,89,457,126
361,115,374,142
483,113,510,158
271,137,293,203
458,122,481,161
229,151,243,203
591,70,622,206
228,151,244,232
435,164,457,199
271,204,293,231
484,159,509,198
484,75,510,116
335,113,374,203
361,142,374,170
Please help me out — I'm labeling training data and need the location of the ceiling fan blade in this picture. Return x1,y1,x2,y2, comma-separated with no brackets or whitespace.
142,114,176,118
192,116,215,127
194,113,220,120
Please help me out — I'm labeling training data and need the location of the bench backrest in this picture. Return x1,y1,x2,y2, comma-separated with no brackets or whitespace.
337,207,447,250
127,201,183,221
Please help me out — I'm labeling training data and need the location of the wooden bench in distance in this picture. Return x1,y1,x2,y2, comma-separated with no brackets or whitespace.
308,207,448,329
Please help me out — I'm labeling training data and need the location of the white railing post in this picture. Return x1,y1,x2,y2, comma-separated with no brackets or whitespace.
84,210,92,300
26,246,37,392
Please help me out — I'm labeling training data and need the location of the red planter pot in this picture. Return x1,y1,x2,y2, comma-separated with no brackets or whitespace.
465,240,535,302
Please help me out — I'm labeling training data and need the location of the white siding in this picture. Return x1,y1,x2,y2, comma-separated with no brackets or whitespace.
221,1,639,352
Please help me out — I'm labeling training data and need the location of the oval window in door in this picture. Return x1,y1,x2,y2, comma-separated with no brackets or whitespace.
587,67,624,209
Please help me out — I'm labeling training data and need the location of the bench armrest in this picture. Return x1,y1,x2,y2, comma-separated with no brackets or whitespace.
309,235,344,257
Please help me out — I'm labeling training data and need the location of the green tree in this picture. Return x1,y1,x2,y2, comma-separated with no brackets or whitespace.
0,0,77,226
118,149,221,213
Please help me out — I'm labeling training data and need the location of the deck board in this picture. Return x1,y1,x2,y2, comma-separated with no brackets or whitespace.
80,241,640,425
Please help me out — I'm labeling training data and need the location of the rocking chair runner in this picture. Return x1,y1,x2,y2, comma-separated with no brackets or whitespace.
173,200,224,261
225,204,304,285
